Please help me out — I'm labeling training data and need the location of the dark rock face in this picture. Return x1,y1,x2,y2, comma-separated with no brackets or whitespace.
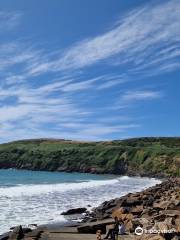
61,207,87,215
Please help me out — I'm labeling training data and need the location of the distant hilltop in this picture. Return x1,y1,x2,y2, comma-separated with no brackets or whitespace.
0,137,179,177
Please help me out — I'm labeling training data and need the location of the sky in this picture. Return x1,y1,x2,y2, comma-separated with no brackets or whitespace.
0,0,180,143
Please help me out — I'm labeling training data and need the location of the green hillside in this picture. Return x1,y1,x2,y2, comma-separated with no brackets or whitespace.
0,137,179,177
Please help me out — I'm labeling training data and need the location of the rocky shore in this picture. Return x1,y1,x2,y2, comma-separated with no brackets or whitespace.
78,178,180,239
0,178,179,240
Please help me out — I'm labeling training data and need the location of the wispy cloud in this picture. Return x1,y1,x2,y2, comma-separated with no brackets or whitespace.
121,90,162,102
39,0,179,76
1,1,180,81
0,0,179,142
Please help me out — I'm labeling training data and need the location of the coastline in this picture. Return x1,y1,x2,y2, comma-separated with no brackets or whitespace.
0,169,162,235
1,177,179,240
1,137,179,178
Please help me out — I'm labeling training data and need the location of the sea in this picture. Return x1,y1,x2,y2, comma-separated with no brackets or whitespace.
0,169,161,234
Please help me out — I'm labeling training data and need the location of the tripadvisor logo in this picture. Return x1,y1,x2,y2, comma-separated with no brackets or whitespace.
135,226,177,235
135,226,143,235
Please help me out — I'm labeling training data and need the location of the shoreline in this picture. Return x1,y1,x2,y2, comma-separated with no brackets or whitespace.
1,177,179,240
0,171,161,233
0,167,169,179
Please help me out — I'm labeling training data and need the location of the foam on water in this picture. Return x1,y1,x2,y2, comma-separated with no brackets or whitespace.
0,170,161,234
0,178,120,197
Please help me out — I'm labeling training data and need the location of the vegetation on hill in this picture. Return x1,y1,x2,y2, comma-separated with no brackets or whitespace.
0,137,179,177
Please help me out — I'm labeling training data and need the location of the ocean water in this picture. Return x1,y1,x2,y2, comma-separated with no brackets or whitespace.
0,169,161,234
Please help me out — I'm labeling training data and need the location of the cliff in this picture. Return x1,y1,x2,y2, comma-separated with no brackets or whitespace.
0,137,179,177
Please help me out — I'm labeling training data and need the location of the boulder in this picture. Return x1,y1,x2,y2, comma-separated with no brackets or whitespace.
166,200,180,210
153,214,166,221
131,205,144,215
22,228,32,234
9,226,24,240
141,208,155,219
154,221,175,232
143,196,154,207
153,201,169,210
132,217,149,228
159,210,180,217
175,217,180,232
122,196,143,206
61,207,87,215
164,217,173,226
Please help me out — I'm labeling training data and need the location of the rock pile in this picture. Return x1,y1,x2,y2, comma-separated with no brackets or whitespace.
82,178,180,239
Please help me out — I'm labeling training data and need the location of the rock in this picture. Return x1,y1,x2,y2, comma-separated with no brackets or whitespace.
175,217,180,232
63,178,180,237
164,217,173,226
122,196,143,207
131,205,144,215
141,209,153,219
143,195,154,207
153,201,170,210
9,226,24,240
61,207,87,215
155,221,170,232
153,200,180,210
160,210,180,217
153,214,166,221
0,232,9,240
77,219,114,234
166,200,180,210
142,194,150,200
24,229,42,239
87,218,98,222
132,217,150,228
22,228,32,234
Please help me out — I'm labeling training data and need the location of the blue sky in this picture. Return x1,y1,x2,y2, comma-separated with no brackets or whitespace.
0,0,180,142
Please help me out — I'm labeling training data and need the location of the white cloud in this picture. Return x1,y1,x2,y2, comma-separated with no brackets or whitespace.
50,0,180,74
1,1,180,83
122,90,162,102
0,0,179,142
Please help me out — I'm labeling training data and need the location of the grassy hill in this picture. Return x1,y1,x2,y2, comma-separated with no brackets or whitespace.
0,137,179,177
